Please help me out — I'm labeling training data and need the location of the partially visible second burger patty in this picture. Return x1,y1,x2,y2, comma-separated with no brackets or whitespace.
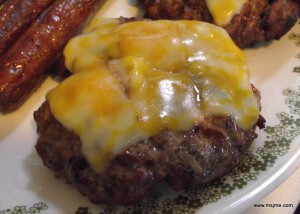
141,0,299,48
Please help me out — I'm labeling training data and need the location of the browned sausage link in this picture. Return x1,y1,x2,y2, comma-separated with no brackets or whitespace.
0,0,56,56
0,0,105,113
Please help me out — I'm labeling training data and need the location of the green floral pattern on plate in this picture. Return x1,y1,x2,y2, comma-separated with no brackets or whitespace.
0,202,48,214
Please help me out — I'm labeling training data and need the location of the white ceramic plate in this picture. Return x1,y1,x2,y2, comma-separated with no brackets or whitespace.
0,1,299,213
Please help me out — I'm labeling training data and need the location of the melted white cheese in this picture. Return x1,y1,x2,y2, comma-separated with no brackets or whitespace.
206,0,247,26
47,19,259,172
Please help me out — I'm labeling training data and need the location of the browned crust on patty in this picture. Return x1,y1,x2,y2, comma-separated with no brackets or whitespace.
34,99,265,205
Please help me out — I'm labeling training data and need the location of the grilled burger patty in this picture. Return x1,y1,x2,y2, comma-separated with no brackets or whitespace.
34,96,265,205
34,18,265,205
141,0,299,48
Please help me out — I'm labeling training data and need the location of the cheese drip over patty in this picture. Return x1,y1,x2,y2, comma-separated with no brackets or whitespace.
206,0,247,26
47,19,259,172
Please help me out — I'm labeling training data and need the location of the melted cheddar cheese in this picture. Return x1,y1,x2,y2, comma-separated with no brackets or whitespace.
47,19,259,172
206,0,247,26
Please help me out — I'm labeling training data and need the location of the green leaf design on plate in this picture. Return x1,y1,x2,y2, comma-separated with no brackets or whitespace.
0,202,48,214
288,32,300,46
